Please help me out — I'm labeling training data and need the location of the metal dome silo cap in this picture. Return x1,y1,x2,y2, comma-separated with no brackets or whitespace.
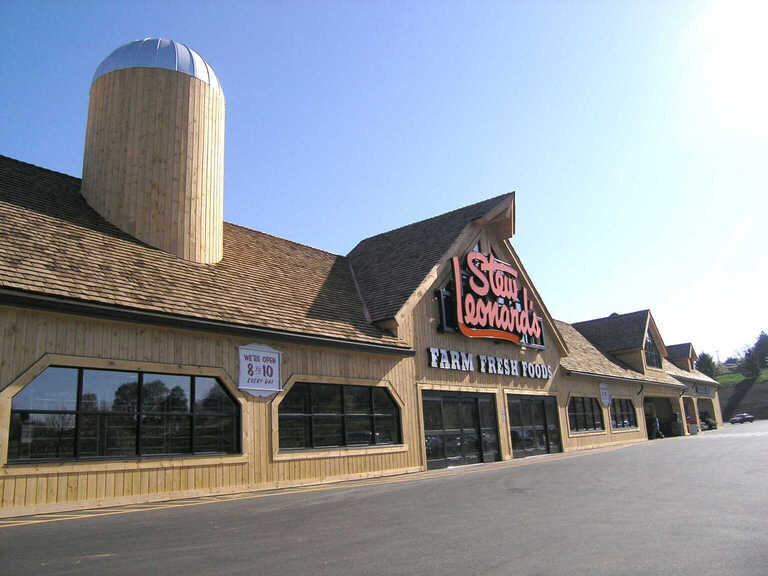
93,38,222,95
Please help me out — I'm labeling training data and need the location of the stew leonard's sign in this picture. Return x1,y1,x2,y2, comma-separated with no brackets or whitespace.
428,347,553,380
443,251,543,345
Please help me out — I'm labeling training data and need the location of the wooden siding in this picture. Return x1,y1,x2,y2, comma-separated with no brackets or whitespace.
0,224,726,516
557,377,647,451
613,349,644,373
407,234,566,462
81,67,224,264
0,305,420,516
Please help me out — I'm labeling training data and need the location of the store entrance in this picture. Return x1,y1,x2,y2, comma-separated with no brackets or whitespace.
422,391,500,470
696,398,717,430
507,394,562,458
643,397,683,439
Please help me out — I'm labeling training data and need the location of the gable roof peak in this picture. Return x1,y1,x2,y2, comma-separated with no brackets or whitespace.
356,192,513,244
347,192,515,322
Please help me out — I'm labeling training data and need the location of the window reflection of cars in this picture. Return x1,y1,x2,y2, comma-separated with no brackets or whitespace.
729,413,755,424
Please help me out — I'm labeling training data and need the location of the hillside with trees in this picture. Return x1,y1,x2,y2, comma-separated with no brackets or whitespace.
715,332,768,420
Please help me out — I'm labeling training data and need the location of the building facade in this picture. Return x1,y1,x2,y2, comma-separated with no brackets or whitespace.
0,39,721,517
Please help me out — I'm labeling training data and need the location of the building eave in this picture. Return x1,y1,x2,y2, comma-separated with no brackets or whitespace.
0,288,416,357
562,368,687,390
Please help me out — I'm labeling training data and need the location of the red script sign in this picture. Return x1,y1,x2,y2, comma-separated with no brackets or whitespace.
451,251,542,344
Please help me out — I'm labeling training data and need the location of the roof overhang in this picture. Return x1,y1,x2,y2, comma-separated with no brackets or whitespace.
473,192,515,239
667,372,720,388
562,368,687,390
0,288,416,357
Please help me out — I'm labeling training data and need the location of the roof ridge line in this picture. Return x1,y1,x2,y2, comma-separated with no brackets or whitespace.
349,192,513,248
0,154,81,181
571,308,650,326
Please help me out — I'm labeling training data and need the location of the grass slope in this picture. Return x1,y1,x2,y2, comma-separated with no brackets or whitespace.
716,368,768,388
718,369,768,421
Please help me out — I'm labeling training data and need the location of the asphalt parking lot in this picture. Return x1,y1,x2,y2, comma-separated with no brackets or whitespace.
1,421,767,575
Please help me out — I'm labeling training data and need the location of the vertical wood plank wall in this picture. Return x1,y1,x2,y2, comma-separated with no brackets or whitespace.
557,378,648,451
0,306,420,515
411,286,564,462
0,296,722,515
81,68,224,264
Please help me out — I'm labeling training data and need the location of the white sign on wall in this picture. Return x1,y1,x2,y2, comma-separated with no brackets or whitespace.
238,344,282,397
600,384,610,407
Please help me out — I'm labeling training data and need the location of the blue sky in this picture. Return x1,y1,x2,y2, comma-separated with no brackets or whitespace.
1,0,765,360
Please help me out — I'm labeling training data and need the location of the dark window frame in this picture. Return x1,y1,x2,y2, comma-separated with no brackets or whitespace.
567,396,605,433
644,332,662,369
278,383,402,451
610,398,638,429
7,366,241,463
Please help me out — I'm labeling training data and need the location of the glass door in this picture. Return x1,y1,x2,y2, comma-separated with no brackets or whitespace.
508,394,562,458
478,396,499,463
442,398,464,467
422,391,500,470
544,396,562,453
460,398,481,465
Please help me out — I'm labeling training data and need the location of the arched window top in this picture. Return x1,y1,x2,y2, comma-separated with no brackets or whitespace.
644,332,662,369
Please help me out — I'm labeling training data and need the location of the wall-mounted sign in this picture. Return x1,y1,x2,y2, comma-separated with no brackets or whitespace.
600,384,610,407
437,251,543,347
428,347,552,380
238,344,282,397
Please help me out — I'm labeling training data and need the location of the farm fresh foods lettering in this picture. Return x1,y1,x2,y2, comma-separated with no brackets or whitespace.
451,251,542,344
428,347,552,380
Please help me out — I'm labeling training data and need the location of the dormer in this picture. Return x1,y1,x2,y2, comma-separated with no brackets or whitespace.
666,343,697,372
572,309,668,374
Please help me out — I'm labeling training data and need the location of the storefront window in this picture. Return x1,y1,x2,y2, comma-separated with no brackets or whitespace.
278,383,401,450
7,367,240,462
567,397,604,432
610,398,638,429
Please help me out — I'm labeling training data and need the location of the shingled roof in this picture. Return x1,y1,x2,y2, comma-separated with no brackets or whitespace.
571,310,650,353
666,343,693,360
0,155,407,349
555,320,683,387
347,193,514,322
663,358,718,386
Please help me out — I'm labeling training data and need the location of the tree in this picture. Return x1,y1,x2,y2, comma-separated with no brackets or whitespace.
740,349,760,379
753,331,768,369
696,352,717,378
